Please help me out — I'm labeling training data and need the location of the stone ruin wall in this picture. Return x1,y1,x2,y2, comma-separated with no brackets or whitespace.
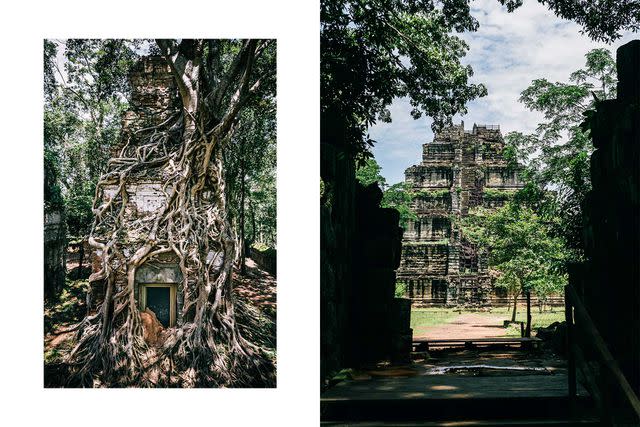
44,210,66,299
398,123,524,307
88,56,185,316
570,40,640,393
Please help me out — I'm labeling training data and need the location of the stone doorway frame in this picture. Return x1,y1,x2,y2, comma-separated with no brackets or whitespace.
138,283,177,327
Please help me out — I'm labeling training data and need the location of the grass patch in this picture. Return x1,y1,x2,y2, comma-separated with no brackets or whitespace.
411,308,462,334
410,306,564,337
493,306,565,337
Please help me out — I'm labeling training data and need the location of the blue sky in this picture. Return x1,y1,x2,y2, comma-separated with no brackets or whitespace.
369,0,637,185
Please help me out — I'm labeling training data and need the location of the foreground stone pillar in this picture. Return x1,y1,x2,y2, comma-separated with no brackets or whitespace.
579,39,640,393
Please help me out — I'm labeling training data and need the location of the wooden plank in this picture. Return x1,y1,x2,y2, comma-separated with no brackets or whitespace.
566,284,640,419
413,337,541,344
322,374,580,401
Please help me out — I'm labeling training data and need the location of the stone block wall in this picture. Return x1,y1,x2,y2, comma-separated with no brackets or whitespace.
352,183,405,364
573,40,640,393
249,247,277,276
44,210,66,300
89,56,184,313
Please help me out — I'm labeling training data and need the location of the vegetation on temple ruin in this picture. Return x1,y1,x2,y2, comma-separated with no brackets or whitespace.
414,189,451,200
356,158,417,227
482,188,515,201
44,39,276,387
460,202,568,321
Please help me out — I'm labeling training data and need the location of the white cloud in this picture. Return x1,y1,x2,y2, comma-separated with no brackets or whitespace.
370,0,637,185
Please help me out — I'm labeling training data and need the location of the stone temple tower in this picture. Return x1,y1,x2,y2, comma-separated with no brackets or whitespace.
89,57,185,327
397,122,524,307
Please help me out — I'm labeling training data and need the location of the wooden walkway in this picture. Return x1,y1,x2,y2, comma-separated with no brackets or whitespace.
323,371,576,401
413,337,542,351
322,349,592,424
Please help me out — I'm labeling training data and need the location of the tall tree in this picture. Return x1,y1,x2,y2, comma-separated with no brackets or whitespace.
461,203,568,321
225,98,277,273
505,48,618,258
321,0,487,159
68,39,276,387
47,40,139,239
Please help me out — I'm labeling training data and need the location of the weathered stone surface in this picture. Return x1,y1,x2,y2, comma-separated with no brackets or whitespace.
398,123,524,307
89,56,184,320
572,40,640,394
44,209,66,299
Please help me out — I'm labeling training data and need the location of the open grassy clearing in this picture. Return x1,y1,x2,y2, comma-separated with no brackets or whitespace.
411,306,565,338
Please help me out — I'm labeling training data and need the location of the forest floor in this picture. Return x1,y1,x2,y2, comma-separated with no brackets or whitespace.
411,307,564,340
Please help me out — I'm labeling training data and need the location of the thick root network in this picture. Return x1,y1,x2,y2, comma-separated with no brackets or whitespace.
59,102,275,387
63,276,275,388
63,314,275,387
156,308,276,388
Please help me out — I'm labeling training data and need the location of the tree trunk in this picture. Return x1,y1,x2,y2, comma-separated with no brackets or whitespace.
249,198,256,249
511,293,519,322
525,290,531,338
240,137,247,276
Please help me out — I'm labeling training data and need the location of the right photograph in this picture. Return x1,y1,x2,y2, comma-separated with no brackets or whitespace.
320,1,640,425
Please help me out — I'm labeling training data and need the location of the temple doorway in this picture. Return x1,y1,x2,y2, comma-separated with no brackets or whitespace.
139,284,177,327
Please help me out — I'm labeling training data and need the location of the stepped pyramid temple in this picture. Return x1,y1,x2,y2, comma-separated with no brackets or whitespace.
397,122,524,306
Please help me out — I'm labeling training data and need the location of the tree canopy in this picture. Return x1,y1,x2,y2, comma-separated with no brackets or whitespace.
461,202,568,320
321,0,487,159
498,0,639,42
504,48,618,257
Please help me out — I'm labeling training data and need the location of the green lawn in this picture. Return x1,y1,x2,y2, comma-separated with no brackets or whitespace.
495,306,565,336
410,308,463,336
410,306,565,337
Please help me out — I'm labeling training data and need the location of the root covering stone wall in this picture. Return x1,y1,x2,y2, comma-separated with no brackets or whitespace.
89,56,182,313
398,123,524,307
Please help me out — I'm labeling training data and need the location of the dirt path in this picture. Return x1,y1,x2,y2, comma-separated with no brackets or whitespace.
415,313,509,340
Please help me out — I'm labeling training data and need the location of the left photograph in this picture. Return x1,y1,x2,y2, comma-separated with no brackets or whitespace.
43,39,277,388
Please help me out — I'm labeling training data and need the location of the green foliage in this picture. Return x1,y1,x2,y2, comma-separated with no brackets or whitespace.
383,182,418,229
356,158,386,187
44,39,141,239
505,48,618,259
321,0,487,158
497,0,639,42
482,188,514,201
356,158,418,229
394,282,407,298
225,88,277,249
414,188,450,199
44,147,64,212
460,202,568,300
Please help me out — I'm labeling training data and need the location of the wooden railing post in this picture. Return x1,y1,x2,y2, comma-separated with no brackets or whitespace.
565,285,577,405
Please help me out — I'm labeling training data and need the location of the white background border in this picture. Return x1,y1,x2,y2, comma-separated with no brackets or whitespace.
0,1,320,425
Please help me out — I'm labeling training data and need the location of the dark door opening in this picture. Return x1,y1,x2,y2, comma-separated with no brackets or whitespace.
147,287,170,327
